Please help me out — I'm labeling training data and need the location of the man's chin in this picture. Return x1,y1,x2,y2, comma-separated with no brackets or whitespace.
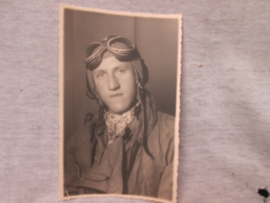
107,105,130,115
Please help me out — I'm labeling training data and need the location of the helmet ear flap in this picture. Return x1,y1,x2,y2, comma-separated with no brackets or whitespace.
140,59,149,86
86,71,106,108
131,58,149,88
86,73,96,99
135,74,143,89
86,71,99,99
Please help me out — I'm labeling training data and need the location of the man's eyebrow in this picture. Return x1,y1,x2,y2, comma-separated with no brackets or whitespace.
93,69,106,75
114,65,127,70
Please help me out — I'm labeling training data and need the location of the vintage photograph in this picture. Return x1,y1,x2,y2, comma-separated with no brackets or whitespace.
60,5,182,203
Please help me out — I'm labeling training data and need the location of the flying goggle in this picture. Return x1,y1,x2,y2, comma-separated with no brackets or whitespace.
85,36,139,71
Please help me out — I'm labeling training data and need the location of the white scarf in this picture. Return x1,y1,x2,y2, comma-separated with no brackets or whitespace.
104,103,139,145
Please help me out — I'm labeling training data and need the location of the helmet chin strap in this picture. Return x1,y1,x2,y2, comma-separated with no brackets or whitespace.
134,79,155,160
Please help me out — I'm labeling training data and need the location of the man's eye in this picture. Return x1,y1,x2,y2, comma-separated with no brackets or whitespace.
118,68,126,74
96,72,105,78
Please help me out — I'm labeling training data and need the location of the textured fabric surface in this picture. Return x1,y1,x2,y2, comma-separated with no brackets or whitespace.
0,0,270,203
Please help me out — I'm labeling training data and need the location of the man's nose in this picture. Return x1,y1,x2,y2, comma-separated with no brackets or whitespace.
108,74,120,91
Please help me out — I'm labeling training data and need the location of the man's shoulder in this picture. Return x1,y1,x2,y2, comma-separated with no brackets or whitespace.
156,111,175,131
66,112,96,152
148,111,175,142
148,111,175,158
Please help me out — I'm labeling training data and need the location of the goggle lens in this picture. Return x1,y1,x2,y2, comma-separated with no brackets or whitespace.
85,36,137,70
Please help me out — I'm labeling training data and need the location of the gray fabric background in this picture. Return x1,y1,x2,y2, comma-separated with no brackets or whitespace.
0,0,269,203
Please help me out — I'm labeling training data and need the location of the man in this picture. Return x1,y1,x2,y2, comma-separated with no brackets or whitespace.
64,36,175,200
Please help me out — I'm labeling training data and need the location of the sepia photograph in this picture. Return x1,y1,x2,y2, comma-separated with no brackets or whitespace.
60,5,182,203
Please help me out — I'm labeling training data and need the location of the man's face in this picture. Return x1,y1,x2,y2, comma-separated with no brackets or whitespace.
89,56,137,114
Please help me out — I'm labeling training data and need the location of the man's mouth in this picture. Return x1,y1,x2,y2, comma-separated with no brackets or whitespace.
109,93,123,98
